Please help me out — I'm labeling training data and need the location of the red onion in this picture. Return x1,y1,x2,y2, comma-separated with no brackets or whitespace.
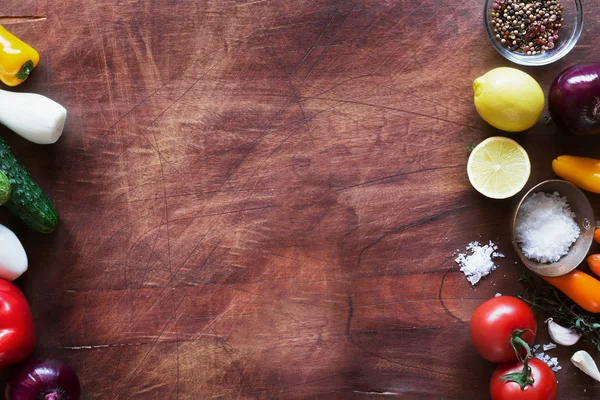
548,64,600,135
5,358,80,400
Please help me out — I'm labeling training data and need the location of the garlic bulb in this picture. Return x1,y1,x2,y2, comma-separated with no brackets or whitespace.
0,224,27,281
572,350,600,382
546,318,581,346
0,89,66,145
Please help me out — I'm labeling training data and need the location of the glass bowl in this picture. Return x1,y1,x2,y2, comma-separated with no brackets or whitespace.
484,0,583,66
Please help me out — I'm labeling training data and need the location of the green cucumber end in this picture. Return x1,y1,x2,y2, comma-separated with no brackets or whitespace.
0,171,10,205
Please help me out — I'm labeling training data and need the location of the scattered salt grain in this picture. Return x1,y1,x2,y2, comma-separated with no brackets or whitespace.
516,192,580,263
455,240,504,285
543,342,557,351
534,344,561,372
495,293,502,297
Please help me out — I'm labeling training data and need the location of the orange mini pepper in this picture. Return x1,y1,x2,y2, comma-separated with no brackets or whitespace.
542,270,600,313
552,155,600,194
0,25,39,87
587,254,600,277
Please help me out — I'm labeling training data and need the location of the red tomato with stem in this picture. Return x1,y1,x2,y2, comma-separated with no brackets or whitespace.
470,296,536,362
490,358,557,400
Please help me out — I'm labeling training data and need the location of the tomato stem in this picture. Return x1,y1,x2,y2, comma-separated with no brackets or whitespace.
500,329,535,390
499,362,535,390
509,329,533,363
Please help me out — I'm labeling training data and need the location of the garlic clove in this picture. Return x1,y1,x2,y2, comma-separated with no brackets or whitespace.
0,224,28,281
572,350,600,382
546,318,582,346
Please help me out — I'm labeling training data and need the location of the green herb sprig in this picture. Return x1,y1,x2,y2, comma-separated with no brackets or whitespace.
518,272,600,351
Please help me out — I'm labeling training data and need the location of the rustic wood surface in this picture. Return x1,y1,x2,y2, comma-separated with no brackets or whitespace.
2,0,600,398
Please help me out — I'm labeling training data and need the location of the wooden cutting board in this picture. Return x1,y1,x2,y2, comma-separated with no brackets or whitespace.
2,0,600,398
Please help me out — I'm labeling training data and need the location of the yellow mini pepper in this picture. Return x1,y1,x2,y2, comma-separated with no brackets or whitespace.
0,25,39,87
552,155,600,194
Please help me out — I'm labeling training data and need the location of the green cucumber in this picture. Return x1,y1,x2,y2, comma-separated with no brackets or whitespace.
0,137,58,233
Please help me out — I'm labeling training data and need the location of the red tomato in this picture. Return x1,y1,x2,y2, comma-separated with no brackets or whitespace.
490,359,557,400
0,279,35,369
470,296,536,362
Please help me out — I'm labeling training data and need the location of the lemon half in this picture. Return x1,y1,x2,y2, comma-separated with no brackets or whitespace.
467,136,530,199
474,67,544,132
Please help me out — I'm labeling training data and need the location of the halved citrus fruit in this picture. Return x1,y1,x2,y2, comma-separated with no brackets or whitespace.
467,136,530,199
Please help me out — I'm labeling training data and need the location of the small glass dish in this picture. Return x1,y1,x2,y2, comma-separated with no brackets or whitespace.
484,0,583,66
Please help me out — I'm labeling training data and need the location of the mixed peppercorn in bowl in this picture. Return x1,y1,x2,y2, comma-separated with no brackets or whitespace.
484,0,583,66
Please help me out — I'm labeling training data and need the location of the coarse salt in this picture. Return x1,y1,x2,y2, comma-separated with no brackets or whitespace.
543,342,557,351
516,192,580,263
534,344,561,372
455,240,504,285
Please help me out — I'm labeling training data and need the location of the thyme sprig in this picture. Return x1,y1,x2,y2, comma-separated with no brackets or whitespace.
518,272,600,351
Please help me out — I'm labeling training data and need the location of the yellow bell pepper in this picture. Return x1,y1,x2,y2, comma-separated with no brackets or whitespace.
552,155,600,193
0,25,39,87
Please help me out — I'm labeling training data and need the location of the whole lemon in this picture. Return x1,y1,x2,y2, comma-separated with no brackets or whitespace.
473,67,544,132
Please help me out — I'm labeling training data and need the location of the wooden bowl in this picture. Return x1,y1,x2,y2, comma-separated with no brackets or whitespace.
510,180,595,277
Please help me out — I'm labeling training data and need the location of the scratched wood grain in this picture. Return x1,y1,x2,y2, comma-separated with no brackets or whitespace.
2,0,600,398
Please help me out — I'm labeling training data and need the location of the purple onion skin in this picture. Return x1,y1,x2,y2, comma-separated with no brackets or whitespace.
549,63,600,135
5,359,80,400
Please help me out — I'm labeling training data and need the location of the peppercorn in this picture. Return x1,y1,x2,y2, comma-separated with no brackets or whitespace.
490,0,564,55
